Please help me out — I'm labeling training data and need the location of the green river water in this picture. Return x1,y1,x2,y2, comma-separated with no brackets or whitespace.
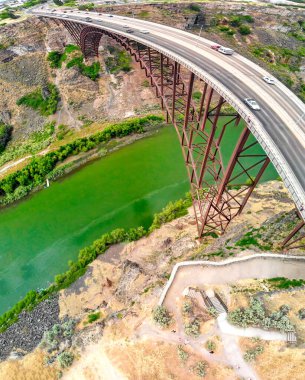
0,122,277,314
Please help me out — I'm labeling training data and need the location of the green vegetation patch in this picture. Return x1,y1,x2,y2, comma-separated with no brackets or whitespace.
40,319,76,351
48,44,100,81
105,46,132,74
87,312,101,323
57,351,74,368
16,83,59,116
0,115,163,204
0,123,13,153
215,14,253,36
233,210,305,252
0,122,55,168
152,305,172,327
149,194,192,232
0,8,18,20
78,2,95,11
244,345,264,362
266,277,305,289
23,0,47,9
184,318,201,337
228,298,295,332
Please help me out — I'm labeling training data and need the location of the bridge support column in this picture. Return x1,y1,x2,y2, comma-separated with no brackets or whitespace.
58,21,273,238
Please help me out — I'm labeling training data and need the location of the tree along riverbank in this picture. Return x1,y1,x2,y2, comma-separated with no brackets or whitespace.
0,193,192,335
0,115,164,208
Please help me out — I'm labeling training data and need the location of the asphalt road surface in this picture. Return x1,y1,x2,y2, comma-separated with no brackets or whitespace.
32,8,305,219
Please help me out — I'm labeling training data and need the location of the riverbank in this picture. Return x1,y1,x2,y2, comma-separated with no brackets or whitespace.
0,179,304,380
0,115,164,209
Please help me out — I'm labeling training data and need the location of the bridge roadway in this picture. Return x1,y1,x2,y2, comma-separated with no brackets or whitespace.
32,8,305,220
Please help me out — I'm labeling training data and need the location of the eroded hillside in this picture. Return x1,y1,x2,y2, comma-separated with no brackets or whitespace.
1,180,305,380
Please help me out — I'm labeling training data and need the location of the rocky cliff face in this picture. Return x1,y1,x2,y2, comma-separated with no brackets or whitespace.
0,17,158,144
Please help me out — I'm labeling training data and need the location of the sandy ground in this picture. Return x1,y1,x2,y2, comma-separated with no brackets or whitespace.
0,350,57,380
63,343,127,380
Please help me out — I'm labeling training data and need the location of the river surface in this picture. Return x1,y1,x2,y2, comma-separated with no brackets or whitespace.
0,122,277,314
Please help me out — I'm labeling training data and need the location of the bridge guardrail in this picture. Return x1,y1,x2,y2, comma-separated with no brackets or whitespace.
36,12,305,222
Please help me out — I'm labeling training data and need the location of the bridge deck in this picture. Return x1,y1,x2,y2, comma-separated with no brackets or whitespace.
33,8,305,222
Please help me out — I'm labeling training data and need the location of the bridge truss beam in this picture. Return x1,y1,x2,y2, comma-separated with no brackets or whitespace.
58,21,305,246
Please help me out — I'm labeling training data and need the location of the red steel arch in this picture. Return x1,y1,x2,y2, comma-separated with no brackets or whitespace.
56,20,304,246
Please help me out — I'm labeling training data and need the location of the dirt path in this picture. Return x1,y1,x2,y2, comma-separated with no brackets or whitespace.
158,254,305,380
63,344,127,380
0,147,51,176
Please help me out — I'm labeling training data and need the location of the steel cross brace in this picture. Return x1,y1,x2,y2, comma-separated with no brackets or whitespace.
57,21,272,238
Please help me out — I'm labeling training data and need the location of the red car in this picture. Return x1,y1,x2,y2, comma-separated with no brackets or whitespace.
211,44,221,50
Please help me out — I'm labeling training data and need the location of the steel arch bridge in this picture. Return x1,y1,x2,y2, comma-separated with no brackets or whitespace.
36,11,305,248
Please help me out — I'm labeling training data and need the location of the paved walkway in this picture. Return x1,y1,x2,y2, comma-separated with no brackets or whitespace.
156,254,305,380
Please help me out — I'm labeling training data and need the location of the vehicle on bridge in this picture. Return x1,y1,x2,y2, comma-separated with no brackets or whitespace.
263,76,276,85
244,98,261,110
210,44,221,50
218,46,234,55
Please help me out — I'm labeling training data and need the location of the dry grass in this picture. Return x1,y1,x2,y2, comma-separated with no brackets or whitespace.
0,349,58,380
106,340,236,380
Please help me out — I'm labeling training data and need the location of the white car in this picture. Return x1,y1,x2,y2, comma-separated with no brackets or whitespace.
262,76,275,85
218,46,234,55
244,98,261,110
140,30,149,34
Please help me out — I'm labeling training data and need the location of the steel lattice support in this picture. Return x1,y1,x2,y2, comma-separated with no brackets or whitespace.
58,21,304,244
282,211,305,250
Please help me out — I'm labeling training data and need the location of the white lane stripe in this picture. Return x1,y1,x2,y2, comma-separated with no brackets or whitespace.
87,13,304,124
142,30,305,146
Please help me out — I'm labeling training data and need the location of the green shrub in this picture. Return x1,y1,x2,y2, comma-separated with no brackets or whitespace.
193,361,207,377
239,25,251,35
242,15,254,23
228,298,295,333
218,25,230,32
105,48,132,74
40,319,76,351
230,16,241,27
192,91,201,100
177,345,189,362
149,193,192,232
182,301,193,314
207,306,218,317
184,318,200,337
88,312,101,323
0,123,12,153
153,306,172,327
188,4,201,12
298,308,305,320
0,8,18,20
244,346,264,362
16,84,59,116
23,0,46,8
267,277,305,289
57,351,74,368
47,51,64,68
78,2,94,10
81,61,100,80
205,340,216,352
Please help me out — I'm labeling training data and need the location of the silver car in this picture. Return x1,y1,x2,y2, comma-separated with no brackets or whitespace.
244,98,261,110
262,76,275,85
